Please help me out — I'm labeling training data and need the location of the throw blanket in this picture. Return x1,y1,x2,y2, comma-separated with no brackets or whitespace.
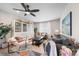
60,46,72,56
44,40,57,56
49,40,57,56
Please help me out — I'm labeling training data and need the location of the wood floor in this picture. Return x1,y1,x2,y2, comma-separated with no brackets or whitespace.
0,48,19,56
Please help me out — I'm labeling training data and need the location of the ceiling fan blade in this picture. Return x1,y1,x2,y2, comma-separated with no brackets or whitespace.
30,13,36,17
24,14,27,16
26,4,31,12
27,5,29,9
30,9,40,12
21,3,26,10
13,8,25,12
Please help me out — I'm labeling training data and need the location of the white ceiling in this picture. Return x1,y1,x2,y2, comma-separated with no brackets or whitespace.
0,3,67,22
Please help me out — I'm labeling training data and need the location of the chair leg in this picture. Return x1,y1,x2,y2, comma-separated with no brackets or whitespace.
8,43,10,53
8,43,13,54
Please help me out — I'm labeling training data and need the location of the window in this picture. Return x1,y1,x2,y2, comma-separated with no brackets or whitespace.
39,22,51,34
23,23,27,32
15,22,21,32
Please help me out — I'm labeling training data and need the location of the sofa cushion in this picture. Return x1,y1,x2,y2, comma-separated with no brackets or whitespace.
15,37,24,43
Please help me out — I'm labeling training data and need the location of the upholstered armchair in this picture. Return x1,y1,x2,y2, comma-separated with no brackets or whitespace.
7,37,26,53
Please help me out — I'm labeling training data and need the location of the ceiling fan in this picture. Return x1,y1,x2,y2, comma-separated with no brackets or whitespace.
13,3,40,17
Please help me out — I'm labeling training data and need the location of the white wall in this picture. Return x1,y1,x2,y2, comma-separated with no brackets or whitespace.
34,19,60,35
60,3,79,42
0,10,14,25
50,19,60,34
0,10,34,39
39,22,51,34
0,10,19,38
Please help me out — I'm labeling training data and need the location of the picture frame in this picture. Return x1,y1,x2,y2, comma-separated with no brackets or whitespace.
62,11,72,36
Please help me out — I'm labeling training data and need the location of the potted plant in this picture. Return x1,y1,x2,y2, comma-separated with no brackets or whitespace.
0,23,11,39
34,27,37,38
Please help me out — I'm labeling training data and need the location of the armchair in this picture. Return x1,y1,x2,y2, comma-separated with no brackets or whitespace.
7,36,26,53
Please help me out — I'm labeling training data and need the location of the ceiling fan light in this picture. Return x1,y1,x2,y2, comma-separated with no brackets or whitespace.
25,12,30,14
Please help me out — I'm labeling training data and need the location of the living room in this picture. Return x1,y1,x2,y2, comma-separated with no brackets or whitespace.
0,3,79,56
